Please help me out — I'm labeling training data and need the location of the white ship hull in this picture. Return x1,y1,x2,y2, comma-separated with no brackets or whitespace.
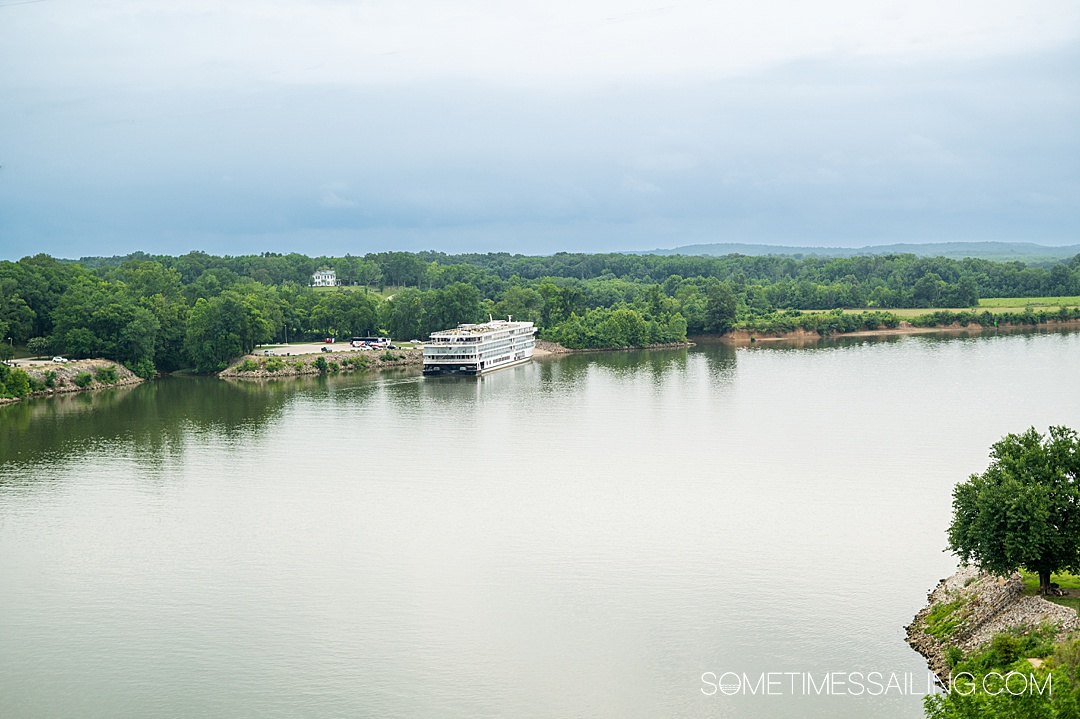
423,353,533,376
422,319,536,377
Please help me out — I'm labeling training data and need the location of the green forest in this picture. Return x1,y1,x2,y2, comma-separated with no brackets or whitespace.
1,250,1079,376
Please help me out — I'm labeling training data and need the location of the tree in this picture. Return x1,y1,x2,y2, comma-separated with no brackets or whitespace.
380,289,425,341
424,283,481,335
182,291,274,373
948,426,1080,595
704,281,737,334
26,336,52,357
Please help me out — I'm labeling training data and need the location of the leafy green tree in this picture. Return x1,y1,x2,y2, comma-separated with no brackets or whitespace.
183,291,274,373
63,327,101,357
310,291,379,338
26,336,51,356
704,281,737,334
380,289,426,340
948,426,1080,595
912,272,947,308
493,285,543,324
425,282,482,334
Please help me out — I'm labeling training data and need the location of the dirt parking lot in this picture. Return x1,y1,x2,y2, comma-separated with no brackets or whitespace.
252,342,419,357
7,357,68,368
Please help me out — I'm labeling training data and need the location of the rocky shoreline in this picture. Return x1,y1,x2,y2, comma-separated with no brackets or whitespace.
0,359,142,405
220,348,423,378
906,566,1080,681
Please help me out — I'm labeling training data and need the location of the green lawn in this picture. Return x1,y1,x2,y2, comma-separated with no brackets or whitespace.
804,297,1080,317
1020,570,1080,592
1048,596,1080,613
1018,571,1080,614
978,296,1080,308
310,285,409,298
803,307,977,317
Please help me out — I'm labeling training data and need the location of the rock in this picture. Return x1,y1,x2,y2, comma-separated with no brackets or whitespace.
906,566,1080,682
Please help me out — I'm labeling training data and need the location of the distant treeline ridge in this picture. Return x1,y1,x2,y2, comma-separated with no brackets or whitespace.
0,250,1076,377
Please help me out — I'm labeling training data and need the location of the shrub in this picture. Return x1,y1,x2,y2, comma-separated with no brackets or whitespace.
292,361,306,372
29,376,46,392
43,370,57,389
74,371,94,388
313,356,328,372
327,361,340,373
94,366,118,384
126,358,156,379
2,368,32,398
382,350,395,361
237,358,259,372
264,358,285,373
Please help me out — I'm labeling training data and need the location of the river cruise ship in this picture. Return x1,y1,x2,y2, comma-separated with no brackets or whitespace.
423,319,536,376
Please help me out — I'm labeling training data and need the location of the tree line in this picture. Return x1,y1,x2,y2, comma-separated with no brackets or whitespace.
1,250,1078,374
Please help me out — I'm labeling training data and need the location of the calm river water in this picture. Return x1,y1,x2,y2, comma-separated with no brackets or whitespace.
2,330,1079,718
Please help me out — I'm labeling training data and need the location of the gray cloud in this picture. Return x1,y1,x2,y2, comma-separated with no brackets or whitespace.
0,43,1077,258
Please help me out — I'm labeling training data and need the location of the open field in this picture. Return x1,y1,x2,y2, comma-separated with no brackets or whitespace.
310,285,409,298
978,296,1080,308
802,296,1080,316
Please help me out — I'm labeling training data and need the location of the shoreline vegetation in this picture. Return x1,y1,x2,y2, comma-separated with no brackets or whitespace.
216,310,1080,380
906,566,1079,683
2,250,1079,390
912,427,1080,718
0,360,141,405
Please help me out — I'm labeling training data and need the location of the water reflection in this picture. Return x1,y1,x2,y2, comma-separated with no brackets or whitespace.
1,330,1078,719
0,377,297,475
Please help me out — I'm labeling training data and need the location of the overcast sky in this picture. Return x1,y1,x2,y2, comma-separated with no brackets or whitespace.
1,0,1078,259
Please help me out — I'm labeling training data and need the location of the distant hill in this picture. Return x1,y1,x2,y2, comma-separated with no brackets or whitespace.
636,242,1080,263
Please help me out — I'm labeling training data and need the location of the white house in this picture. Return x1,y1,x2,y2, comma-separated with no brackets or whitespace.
312,269,337,287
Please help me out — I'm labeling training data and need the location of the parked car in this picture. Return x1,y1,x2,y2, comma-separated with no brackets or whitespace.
321,346,333,353
51,356,69,363
262,350,274,356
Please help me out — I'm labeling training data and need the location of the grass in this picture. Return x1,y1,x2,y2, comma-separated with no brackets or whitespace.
310,285,408,298
1020,570,1080,593
979,296,1080,308
1047,597,1080,613
803,296,1080,318
924,597,971,641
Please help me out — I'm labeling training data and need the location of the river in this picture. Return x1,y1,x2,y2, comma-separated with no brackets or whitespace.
2,330,1078,718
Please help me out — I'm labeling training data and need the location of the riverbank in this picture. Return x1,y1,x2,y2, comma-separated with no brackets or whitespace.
220,348,422,378
906,566,1079,681
221,339,697,377
718,318,1080,344
0,360,142,406
534,339,694,355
